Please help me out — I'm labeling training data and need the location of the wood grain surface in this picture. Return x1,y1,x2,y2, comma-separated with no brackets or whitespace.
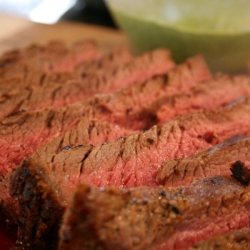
0,13,130,54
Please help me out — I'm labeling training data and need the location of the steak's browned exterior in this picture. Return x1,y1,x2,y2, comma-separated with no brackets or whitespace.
58,177,250,250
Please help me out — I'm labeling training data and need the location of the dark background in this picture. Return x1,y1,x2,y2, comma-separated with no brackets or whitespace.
61,0,118,29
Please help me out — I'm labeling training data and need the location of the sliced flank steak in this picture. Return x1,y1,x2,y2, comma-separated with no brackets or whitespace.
0,48,175,117
0,46,133,97
189,227,250,250
10,97,250,248
0,50,199,180
58,176,250,250
132,74,250,130
0,53,209,176
157,135,250,187
31,55,211,160
0,40,100,78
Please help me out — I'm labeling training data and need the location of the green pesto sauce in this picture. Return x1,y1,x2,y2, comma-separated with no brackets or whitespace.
110,9,250,74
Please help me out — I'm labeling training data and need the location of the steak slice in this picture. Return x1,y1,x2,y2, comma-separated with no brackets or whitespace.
95,54,211,130
133,74,250,129
58,177,250,250
157,136,250,187
189,227,250,250
10,97,250,248
0,48,175,117
0,40,100,78
0,46,133,96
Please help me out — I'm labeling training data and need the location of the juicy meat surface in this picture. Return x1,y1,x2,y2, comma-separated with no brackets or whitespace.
10,97,250,248
0,47,133,100
0,48,175,118
58,177,250,250
0,40,100,78
189,228,250,250
157,136,250,187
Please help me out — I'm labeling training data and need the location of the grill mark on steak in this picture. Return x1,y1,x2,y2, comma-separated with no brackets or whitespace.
50,85,64,106
58,177,250,250
38,72,46,86
45,110,56,128
79,147,94,176
10,97,250,248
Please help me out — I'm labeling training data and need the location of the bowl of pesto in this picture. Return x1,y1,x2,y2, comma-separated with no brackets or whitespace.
106,0,250,73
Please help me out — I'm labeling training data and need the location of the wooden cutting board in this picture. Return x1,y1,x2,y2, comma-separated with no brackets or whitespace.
0,13,130,55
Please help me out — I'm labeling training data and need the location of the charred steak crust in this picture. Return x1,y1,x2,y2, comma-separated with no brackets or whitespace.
10,159,64,249
58,177,250,250
230,160,250,185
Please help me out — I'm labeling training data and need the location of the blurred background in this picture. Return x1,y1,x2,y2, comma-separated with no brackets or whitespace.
0,0,117,28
